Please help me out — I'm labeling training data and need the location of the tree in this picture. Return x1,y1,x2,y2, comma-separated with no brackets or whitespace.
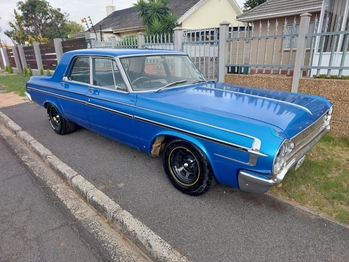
64,21,85,37
17,0,70,40
134,0,177,35
5,10,27,44
243,0,267,12
6,0,84,45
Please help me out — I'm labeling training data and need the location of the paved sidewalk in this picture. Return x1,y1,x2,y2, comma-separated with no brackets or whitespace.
0,129,101,261
0,122,151,261
0,107,188,262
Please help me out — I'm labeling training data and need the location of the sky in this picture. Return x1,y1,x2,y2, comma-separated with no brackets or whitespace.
0,0,245,45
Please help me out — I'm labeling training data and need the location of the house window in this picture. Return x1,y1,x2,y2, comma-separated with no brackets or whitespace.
320,0,349,52
184,29,218,42
283,22,316,49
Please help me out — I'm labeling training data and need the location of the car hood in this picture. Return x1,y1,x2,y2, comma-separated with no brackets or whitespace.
136,82,331,139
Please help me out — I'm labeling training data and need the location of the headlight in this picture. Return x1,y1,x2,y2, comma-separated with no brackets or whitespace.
273,140,294,175
323,106,333,126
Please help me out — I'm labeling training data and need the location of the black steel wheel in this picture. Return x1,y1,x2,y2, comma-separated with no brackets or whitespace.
163,140,215,196
47,104,76,135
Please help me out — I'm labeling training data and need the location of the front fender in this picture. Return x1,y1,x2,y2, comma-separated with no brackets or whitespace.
149,130,217,176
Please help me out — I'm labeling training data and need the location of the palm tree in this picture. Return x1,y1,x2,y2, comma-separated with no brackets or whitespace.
243,0,267,12
134,0,177,35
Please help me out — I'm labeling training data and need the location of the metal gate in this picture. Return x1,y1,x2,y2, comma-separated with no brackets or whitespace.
182,28,219,81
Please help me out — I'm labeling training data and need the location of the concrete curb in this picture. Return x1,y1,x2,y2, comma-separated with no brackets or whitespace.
0,111,189,262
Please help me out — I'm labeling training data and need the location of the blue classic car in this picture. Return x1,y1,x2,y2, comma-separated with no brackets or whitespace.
25,49,333,195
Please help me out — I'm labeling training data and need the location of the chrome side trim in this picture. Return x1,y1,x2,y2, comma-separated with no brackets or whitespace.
28,86,266,163
86,102,133,119
135,106,262,148
27,86,85,105
135,115,267,162
214,151,262,167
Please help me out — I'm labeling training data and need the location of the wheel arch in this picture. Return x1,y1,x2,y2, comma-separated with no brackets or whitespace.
149,131,216,174
150,132,207,156
44,100,62,113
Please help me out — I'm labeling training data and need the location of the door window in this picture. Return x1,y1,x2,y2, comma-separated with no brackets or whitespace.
68,57,90,84
92,58,126,91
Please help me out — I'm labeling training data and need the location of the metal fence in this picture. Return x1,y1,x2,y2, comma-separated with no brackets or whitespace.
143,34,174,50
227,20,299,75
182,28,219,80
93,28,219,81
226,13,349,79
2,14,349,87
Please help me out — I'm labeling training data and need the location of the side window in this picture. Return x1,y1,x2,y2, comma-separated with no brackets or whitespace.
92,58,126,91
68,57,90,84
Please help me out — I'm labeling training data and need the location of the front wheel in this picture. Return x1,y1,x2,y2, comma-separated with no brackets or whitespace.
162,140,215,196
47,104,76,135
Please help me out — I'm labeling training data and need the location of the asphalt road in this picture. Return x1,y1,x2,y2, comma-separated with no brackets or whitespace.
2,102,349,262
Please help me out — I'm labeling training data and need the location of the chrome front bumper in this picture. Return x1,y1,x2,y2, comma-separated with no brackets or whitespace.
238,124,330,194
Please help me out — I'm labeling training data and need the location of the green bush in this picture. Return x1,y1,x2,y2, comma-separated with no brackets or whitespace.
313,74,349,80
39,68,44,75
23,67,28,76
46,69,51,75
9,66,13,73
28,67,33,76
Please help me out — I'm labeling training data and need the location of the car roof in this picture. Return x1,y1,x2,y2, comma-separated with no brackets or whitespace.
64,48,186,57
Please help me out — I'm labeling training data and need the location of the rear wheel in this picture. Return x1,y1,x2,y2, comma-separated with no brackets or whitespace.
163,140,215,196
47,104,76,135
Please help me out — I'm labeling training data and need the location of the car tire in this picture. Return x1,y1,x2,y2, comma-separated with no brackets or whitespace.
47,104,76,135
163,139,215,196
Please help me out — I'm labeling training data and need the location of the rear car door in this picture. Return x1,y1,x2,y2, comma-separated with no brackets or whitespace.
58,56,90,128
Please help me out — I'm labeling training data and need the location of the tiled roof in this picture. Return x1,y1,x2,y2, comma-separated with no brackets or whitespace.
237,0,323,22
93,0,202,33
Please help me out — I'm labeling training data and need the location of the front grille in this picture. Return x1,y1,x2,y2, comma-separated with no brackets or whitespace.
288,111,328,162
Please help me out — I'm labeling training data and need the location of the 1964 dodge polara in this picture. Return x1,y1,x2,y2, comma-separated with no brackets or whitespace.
25,49,333,196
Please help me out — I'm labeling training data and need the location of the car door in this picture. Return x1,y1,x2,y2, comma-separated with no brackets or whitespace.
57,56,90,128
86,57,137,147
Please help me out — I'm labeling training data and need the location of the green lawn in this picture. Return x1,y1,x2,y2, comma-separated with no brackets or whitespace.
0,73,30,96
271,135,349,224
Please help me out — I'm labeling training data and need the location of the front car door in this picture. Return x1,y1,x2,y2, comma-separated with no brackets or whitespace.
86,57,137,147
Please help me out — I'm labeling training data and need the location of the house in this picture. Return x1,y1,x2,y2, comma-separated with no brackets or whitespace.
236,0,322,22
92,0,242,41
235,0,349,75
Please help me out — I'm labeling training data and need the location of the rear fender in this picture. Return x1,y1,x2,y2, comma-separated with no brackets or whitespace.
43,99,64,116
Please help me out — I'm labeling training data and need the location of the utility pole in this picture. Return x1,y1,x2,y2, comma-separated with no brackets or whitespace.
81,16,98,40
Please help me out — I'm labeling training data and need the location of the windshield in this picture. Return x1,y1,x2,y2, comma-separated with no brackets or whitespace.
120,55,206,91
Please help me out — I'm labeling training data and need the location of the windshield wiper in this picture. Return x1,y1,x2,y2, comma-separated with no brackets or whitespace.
156,79,187,92
192,80,206,84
